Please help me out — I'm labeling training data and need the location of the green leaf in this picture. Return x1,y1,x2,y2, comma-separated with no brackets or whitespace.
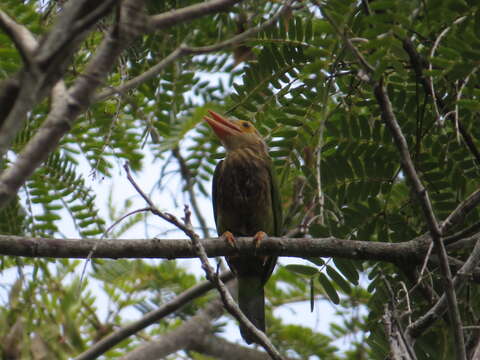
285,264,319,276
318,273,340,304
333,258,359,285
326,265,352,294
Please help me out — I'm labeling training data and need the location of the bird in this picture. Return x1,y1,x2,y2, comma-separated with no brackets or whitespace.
204,110,282,344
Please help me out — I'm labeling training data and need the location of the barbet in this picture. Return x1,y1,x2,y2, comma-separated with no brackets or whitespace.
204,110,282,344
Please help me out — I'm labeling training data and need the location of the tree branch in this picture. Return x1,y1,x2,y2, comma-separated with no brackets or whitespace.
119,292,227,360
94,0,294,102
0,0,144,209
407,235,480,339
123,164,285,359
190,334,284,360
0,1,116,161
148,0,243,31
402,36,480,166
322,7,467,356
0,233,431,262
0,10,37,65
442,188,480,235
374,79,466,360
75,271,234,360
172,147,211,238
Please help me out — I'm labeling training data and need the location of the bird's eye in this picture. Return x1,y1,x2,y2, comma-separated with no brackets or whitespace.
242,122,250,128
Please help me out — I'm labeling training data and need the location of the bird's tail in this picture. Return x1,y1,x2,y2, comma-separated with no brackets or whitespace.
238,275,265,344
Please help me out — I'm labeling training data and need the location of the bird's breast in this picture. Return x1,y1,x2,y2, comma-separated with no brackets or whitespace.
215,152,274,236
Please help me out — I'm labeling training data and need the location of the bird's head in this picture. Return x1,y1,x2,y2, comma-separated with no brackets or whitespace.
204,110,267,153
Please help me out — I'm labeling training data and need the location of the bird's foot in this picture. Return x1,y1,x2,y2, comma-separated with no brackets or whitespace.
221,231,237,248
253,231,268,257
253,231,267,248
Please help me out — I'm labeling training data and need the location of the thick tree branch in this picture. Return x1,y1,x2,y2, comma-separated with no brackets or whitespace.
0,234,430,262
0,0,144,209
119,292,227,360
190,334,281,360
75,272,234,360
383,305,417,360
0,0,253,209
0,1,116,160
118,285,285,360
442,188,480,235
0,10,37,65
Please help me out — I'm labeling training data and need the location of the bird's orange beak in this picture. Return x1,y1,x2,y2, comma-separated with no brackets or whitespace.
204,110,242,140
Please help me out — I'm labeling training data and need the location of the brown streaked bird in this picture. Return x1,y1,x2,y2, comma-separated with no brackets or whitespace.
204,110,282,344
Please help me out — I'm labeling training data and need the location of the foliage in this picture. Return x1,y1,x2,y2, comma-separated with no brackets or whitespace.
1,0,480,359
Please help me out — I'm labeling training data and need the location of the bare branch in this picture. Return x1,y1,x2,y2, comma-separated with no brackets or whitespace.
0,2,117,161
190,334,284,360
0,80,71,206
442,188,480,235
0,234,431,263
35,0,117,66
75,272,234,360
172,147,211,238
94,0,294,102
383,305,417,360
123,164,285,359
148,0,243,31
407,235,480,339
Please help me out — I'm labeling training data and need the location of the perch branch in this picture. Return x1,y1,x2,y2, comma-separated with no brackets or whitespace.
0,234,431,263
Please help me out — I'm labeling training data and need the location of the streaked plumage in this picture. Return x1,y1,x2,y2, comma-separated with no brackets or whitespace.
204,110,282,344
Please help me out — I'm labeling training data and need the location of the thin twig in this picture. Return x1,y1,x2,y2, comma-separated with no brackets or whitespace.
407,235,480,339
172,147,211,238
402,36,480,166
123,163,285,359
94,0,295,102
427,16,467,125
417,242,434,284
78,206,151,292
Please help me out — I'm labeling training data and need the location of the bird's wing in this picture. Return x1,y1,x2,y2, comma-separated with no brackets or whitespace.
268,160,283,237
212,159,223,230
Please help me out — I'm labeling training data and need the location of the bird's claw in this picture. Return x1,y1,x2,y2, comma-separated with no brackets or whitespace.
222,231,237,249
253,231,267,248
